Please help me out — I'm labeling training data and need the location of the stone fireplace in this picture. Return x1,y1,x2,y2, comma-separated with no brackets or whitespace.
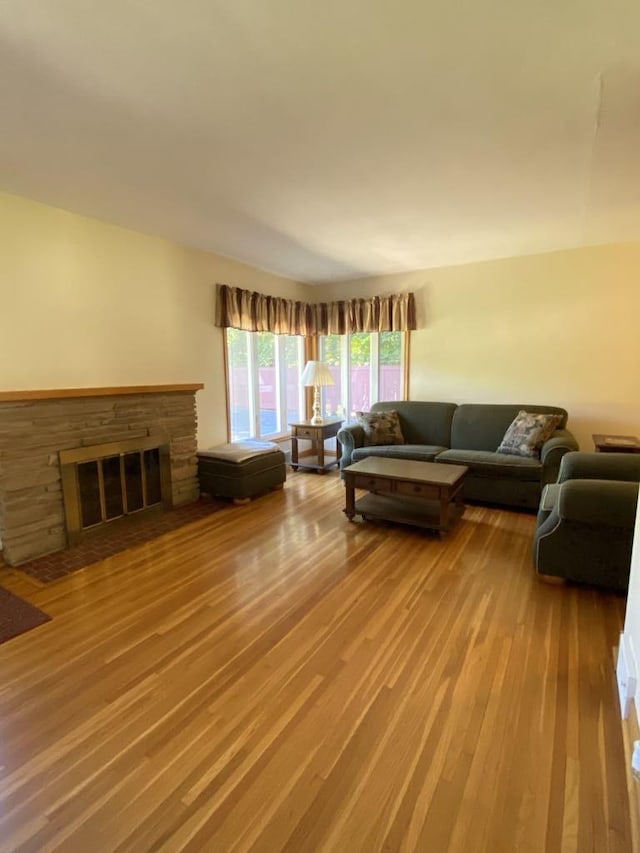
0,384,202,566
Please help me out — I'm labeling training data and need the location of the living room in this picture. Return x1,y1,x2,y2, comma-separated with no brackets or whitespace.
1,1,640,850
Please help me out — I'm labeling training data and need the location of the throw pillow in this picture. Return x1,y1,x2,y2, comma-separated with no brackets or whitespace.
356,410,405,447
496,411,562,458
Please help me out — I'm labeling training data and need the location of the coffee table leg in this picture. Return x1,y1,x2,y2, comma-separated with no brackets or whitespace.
439,487,451,537
440,484,464,536
344,479,356,521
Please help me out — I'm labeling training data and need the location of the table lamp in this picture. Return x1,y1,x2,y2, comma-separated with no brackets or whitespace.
300,360,335,424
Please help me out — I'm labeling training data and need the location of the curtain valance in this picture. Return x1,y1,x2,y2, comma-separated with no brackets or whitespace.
215,284,416,335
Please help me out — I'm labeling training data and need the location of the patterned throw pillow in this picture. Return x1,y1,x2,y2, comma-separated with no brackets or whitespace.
496,411,562,458
356,410,406,447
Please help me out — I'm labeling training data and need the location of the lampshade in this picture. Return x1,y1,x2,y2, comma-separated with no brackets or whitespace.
300,361,334,425
300,360,335,388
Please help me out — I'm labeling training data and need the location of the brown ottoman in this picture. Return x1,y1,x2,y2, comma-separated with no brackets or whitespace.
197,441,286,502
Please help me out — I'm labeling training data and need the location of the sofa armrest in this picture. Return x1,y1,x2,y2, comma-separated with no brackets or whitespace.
557,450,640,483
540,430,580,484
557,479,639,527
539,483,560,513
337,424,365,469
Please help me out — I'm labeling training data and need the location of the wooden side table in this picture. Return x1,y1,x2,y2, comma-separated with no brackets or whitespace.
290,418,343,473
593,433,640,453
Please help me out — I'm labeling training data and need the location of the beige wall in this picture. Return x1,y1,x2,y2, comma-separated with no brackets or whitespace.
0,192,308,448
322,244,640,450
3,190,639,452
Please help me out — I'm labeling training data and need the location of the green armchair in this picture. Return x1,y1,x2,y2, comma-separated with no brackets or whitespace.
534,452,640,591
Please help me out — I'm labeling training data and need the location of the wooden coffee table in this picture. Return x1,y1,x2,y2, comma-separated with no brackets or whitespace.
343,457,468,536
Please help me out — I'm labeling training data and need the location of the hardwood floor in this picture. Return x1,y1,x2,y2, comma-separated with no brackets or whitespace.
0,471,631,852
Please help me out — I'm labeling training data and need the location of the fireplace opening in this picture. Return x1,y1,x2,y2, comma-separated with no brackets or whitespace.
60,436,172,546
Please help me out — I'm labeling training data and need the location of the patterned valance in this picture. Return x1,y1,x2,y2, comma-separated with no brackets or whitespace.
215,284,417,335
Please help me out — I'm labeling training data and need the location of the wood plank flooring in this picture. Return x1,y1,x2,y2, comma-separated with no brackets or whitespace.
0,471,631,852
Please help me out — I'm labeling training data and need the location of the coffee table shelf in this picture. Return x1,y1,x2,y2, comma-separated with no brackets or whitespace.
354,493,464,532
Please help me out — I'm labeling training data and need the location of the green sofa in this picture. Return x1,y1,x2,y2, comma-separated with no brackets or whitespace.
337,400,579,510
534,452,640,591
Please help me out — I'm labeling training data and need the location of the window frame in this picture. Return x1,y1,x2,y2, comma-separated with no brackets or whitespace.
224,329,306,442
319,330,408,419
224,329,409,440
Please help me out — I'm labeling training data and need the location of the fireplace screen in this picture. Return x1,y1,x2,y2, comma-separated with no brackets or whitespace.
60,436,171,544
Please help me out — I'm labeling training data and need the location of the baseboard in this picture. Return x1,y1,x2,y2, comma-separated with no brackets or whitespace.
618,633,639,722
620,696,640,853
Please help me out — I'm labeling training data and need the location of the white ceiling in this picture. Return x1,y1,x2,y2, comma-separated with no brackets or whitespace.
1,1,639,284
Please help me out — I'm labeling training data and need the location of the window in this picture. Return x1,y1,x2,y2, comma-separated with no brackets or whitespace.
320,331,406,418
226,330,305,440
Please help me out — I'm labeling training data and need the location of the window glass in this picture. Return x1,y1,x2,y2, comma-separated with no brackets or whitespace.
257,332,278,436
379,331,403,401
226,329,252,440
226,329,405,439
319,331,406,418
226,330,304,440
349,333,372,416
284,336,304,427
320,335,344,419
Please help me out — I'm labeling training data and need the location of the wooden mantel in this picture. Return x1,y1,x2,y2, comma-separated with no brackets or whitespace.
0,383,204,403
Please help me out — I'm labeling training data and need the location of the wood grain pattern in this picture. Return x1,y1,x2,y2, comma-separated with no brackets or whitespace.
0,472,631,851
0,384,204,402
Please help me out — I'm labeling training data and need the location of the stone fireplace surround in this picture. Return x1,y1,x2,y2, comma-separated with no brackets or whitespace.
0,384,202,566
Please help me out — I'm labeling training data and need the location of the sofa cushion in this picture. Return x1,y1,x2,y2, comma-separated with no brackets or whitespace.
356,410,405,446
352,444,447,464
371,401,457,447
436,448,542,481
497,411,562,458
198,440,282,464
450,404,568,452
